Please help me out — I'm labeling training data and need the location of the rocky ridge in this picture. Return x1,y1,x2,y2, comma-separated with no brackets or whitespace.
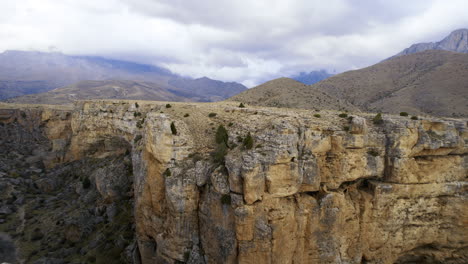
393,28,468,57
0,100,467,264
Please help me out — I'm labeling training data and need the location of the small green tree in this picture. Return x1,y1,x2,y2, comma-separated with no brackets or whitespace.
411,116,418,120
372,113,383,125
313,114,321,118
338,113,348,118
166,104,172,108
239,103,245,108
243,132,254,150
135,102,139,108
208,113,217,117
212,143,228,164
400,112,409,116
215,125,229,146
170,122,177,135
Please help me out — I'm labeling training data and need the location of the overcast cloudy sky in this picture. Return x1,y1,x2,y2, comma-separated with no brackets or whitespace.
1,0,467,86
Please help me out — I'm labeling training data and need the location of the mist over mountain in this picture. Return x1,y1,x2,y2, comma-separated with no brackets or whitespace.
0,50,246,101
290,70,333,85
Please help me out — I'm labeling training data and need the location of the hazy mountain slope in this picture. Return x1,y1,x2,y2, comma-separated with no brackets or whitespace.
168,77,247,102
393,28,467,57
228,77,358,111
312,50,468,117
6,80,190,105
0,50,246,101
291,70,333,85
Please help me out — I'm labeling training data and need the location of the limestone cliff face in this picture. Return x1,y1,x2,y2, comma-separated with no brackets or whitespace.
1,101,467,264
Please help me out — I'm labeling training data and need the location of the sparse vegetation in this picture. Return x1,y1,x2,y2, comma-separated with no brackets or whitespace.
215,125,229,146
367,149,379,157
400,112,409,116
338,113,348,118
208,113,217,117
221,194,231,205
134,135,142,143
82,177,91,189
239,103,245,108
163,168,171,177
372,113,384,125
313,114,321,118
243,132,254,150
166,104,172,108
212,143,228,164
411,116,418,120
170,122,177,135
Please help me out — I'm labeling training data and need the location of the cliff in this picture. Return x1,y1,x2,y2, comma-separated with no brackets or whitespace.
0,101,466,264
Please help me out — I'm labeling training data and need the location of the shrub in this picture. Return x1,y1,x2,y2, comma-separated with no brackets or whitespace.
163,168,171,177
243,133,254,150
166,104,172,108
372,113,384,125
313,114,321,118
208,113,217,117
30,228,44,241
221,194,231,205
338,113,348,118
343,126,350,131
184,113,189,117
215,125,229,146
411,116,418,120
236,135,243,143
170,122,177,135
134,135,142,143
212,143,228,164
21,112,27,118
228,122,233,127
400,112,409,117
239,103,245,108
255,144,263,148
184,251,190,262
367,149,379,157
135,102,139,108
134,112,141,117
82,177,91,189
136,120,143,128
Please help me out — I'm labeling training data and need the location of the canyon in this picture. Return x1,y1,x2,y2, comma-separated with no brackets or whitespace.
0,100,467,263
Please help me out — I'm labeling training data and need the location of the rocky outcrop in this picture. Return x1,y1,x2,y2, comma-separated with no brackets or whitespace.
393,28,468,57
0,101,467,264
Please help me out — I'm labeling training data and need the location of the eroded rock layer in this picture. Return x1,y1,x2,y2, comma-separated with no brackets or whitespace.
0,101,466,264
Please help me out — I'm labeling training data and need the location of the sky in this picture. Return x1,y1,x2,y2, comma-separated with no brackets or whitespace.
0,0,467,87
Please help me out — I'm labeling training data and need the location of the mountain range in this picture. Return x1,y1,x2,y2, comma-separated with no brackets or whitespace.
0,50,246,102
3,29,468,117
230,29,468,117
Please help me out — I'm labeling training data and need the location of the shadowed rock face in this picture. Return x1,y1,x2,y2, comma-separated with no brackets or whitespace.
1,101,467,264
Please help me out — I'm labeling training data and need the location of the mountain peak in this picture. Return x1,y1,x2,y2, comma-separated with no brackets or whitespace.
394,28,468,57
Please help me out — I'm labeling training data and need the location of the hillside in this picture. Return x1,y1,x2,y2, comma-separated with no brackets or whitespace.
228,77,358,111
0,50,246,101
312,50,468,117
5,80,192,105
393,28,467,57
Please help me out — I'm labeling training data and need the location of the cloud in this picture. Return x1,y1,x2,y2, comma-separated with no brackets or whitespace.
0,0,467,86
